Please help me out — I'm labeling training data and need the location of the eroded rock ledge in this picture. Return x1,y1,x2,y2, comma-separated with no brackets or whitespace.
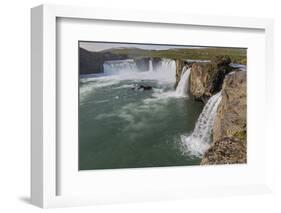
189,56,233,103
201,71,247,165
201,137,247,165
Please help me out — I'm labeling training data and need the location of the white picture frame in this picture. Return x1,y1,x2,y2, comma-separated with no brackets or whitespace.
31,4,274,208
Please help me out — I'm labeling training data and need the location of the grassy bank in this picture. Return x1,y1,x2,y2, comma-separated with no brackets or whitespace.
102,47,247,64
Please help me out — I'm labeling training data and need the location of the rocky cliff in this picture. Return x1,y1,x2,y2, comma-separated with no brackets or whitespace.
201,70,247,165
175,59,185,88
189,56,232,102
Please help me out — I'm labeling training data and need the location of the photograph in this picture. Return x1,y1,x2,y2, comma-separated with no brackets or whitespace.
78,41,247,170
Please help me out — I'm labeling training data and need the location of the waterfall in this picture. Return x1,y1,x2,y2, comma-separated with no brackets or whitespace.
154,59,176,73
103,59,138,74
149,59,153,72
152,59,176,82
102,58,176,83
175,67,191,97
180,92,222,157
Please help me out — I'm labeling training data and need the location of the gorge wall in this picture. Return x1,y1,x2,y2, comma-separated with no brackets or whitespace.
189,56,233,103
177,55,247,165
201,71,247,165
175,59,185,88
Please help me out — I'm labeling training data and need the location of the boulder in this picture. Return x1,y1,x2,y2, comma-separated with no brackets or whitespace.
132,84,153,91
138,85,152,90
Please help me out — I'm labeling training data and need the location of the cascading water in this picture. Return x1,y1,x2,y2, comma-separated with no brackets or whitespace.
180,92,222,157
103,59,138,74
149,59,153,72
154,59,176,73
102,58,176,83
175,67,191,97
152,58,176,82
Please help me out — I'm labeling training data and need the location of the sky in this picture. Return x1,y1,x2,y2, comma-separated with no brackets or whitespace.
79,41,203,52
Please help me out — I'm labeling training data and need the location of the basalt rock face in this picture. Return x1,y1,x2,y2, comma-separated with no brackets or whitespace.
189,56,233,102
201,137,247,165
175,59,185,88
201,71,247,165
213,71,247,143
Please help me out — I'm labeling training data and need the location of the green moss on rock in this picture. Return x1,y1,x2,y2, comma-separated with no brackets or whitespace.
233,130,247,142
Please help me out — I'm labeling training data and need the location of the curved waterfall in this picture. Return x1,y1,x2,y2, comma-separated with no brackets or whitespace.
154,59,176,73
103,59,138,74
102,58,176,83
180,92,222,157
175,67,191,97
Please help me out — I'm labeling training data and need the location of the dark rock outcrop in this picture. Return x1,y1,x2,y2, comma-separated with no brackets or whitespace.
79,48,105,74
201,71,247,165
79,47,128,75
175,59,185,88
132,84,153,91
189,56,233,102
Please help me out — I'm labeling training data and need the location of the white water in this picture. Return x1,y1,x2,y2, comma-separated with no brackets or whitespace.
180,92,222,157
175,67,191,97
103,59,138,74
149,59,153,72
80,58,177,101
98,58,176,83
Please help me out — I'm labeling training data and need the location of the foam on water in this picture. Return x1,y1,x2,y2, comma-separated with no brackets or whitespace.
80,58,177,102
175,67,191,97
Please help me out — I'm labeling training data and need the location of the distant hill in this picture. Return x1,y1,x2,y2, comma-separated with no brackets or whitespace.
79,48,128,74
